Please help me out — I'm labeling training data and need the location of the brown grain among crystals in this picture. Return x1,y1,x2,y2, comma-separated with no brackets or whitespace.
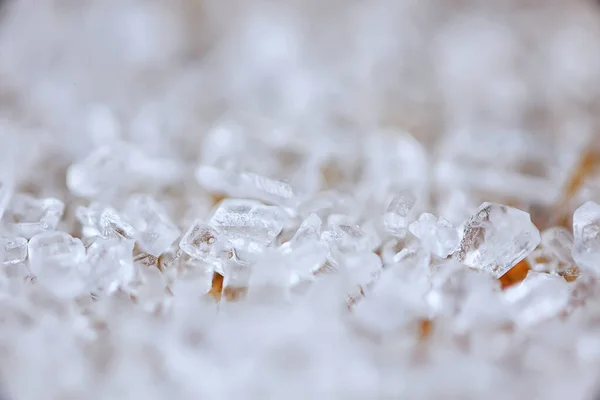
207,272,224,301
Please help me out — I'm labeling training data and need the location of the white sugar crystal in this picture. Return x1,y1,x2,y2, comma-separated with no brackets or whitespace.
76,202,135,239
27,232,85,275
340,251,382,290
572,201,600,273
2,236,27,265
66,144,137,198
383,190,416,238
321,220,372,253
454,202,541,277
288,213,322,247
210,199,287,249
504,271,571,327
542,227,574,265
84,237,135,294
124,194,180,256
179,219,219,261
196,166,296,207
5,194,65,239
409,213,459,257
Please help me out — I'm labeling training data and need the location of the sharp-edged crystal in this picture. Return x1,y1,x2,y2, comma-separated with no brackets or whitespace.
409,213,459,257
572,201,600,273
383,190,417,238
179,219,219,261
5,194,65,239
454,202,541,277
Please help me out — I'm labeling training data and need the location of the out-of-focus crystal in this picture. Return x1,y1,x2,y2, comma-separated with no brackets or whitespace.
1,236,27,265
529,227,575,274
409,213,459,257
383,190,417,238
179,220,219,261
340,251,382,291
321,218,373,253
503,271,571,327
196,166,296,207
76,202,135,240
454,202,541,277
0,180,13,221
5,194,65,239
287,213,322,248
572,201,600,274
210,199,287,250
84,237,135,294
124,194,181,256
28,231,85,272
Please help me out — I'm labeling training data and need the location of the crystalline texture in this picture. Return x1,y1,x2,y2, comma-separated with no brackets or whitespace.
210,199,287,249
84,237,135,294
28,231,85,276
2,237,27,265
572,201,600,274
179,220,219,261
195,166,296,207
124,194,181,256
383,190,417,238
409,213,460,257
76,202,135,240
503,271,571,327
5,194,65,239
454,202,541,277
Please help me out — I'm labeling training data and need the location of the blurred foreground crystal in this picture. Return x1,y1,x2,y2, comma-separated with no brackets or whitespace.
124,195,180,256
454,202,541,277
409,213,459,257
572,201,600,274
28,231,86,296
4,194,65,239
1,236,27,264
0,180,13,220
504,271,571,327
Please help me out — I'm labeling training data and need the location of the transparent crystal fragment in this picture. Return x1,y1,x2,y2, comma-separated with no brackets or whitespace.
383,190,417,238
179,220,219,261
529,227,575,274
504,271,571,327
1,237,27,265
409,213,459,257
76,202,135,240
124,195,180,256
287,213,322,247
28,231,85,273
84,237,135,294
340,251,382,291
283,242,328,286
572,201,600,274
5,194,65,239
210,199,287,249
195,166,296,207
454,202,541,277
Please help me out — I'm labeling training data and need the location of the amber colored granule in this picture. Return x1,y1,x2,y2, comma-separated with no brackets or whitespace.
223,286,247,302
210,193,227,205
418,319,433,341
207,272,224,301
499,258,530,289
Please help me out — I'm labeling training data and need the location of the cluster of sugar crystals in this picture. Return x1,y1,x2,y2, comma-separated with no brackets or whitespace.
2,1,600,399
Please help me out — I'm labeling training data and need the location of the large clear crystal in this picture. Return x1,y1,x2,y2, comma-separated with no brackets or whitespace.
124,194,180,256
454,202,541,277
409,213,459,257
4,194,65,239
572,201,600,273
209,199,287,250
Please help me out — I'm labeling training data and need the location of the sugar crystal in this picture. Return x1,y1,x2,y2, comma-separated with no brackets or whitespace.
383,190,417,238
409,213,460,257
572,201,600,274
454,202,541,277
5,194,65,239
179,219,220,261
1,236,27,265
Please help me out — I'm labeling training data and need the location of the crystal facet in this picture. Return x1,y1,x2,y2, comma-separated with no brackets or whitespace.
409,213,460,257
383,190,417,238
454,202,541,277
124,194,181,256
572,201,600,274
179,219,219,261
1,236,27,265
5,194,65,239
28,231,85,275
